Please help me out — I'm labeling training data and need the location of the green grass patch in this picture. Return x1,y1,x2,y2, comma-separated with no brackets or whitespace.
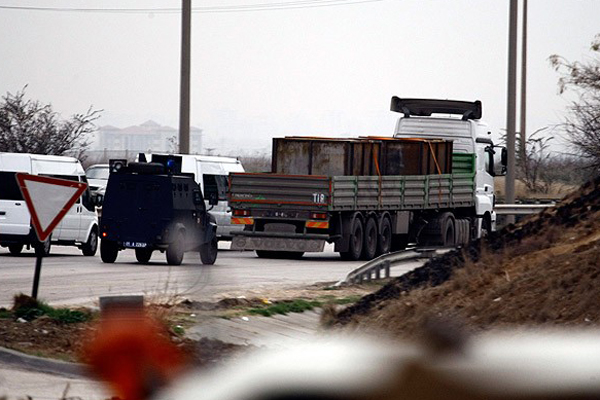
12,294,92,324
0,308,11,319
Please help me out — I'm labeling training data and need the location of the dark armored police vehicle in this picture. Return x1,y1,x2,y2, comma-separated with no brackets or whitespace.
99,157,218,265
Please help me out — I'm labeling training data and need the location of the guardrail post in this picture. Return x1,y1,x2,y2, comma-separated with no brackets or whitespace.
384,260,390,278
375,267,381,280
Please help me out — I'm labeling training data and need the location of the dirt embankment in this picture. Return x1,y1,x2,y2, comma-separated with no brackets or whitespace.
332,176,600,339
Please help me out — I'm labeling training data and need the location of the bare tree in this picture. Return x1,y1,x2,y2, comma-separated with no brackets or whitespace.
518,128,554,193
0,87,100,160
550,34,600,172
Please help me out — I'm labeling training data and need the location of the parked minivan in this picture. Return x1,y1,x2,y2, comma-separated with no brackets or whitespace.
143,153,244,241
0,152,99,256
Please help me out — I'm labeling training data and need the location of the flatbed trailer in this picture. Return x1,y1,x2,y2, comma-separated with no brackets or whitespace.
229,154,478,260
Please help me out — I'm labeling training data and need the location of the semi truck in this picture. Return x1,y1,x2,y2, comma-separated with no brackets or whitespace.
228,97,507,260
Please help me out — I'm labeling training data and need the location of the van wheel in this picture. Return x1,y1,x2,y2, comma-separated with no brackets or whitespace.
340,218,363,261
100,239,118,263
200,237,218,265
166,232,185,266
82,229,98,256
362,217,378,260
135,248,153,264
34,236,51,257
8,244,23,255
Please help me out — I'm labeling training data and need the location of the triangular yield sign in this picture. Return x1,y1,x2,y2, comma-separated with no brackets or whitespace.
15,173,88,242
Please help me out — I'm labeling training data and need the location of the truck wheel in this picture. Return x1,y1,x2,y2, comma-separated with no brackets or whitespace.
100,239,118,263
82,229,98,256
441,213,456,247
376,217,392,256
34,236,51,257
135,248,153,264
340,218,363,261
200,237,218,265
8,244,23,255
362,217,378,260
166,232,185,265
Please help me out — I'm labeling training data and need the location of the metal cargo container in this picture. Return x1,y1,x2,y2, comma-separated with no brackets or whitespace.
271,136,452,176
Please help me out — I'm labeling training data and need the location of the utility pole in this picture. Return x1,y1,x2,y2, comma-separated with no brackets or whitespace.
179,0,191,154
505,0,518,224
520,0,528,163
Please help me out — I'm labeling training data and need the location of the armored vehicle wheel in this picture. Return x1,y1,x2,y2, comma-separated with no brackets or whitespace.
200,237,218,265
376,217,392,256
34,236,51,257
100,239,118,263
340,217,363,261
8,244,23,255
82,229,98,256
166,232,185,266
135,248,153,264
362,217,378,260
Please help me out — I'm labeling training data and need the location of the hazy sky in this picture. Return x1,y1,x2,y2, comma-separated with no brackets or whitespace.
1,0,598,155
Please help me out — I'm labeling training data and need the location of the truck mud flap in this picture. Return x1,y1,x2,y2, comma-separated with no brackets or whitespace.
232,234,326,253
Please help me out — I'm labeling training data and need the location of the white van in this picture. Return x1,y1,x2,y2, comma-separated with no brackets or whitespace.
0,153,99,256
144,153,245,241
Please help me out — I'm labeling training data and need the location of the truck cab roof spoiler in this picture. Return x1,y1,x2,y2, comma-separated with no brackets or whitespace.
391,97,482,120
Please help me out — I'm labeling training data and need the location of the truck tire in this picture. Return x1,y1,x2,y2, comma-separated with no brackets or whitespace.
200,237,218,265
376,217,392,256
455,219,470,246
82,229,98,256
100,239,118,263
421,212,455,247
441,212,456,247
34,236,51,257
340,218,363,261
8,244,23,255
166,231,185,265
135,248,153,264
362,217,378,260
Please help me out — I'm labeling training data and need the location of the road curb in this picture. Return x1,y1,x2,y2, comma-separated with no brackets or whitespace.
0,346,87,378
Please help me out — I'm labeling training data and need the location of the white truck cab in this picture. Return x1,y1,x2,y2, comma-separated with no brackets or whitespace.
391,97,506,238
144,153,245,241
0,153,99,256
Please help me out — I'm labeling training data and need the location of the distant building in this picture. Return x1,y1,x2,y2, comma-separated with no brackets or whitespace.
92,120,203,154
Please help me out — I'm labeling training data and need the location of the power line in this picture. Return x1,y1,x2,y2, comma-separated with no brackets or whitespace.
0,0,387,14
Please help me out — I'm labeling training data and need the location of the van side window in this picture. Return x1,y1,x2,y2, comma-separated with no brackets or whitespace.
41,174,81,203
202,175,228,201
0,172,24,200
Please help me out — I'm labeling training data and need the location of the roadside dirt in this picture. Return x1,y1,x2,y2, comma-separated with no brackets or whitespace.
0,281,382,366
330,176,600,340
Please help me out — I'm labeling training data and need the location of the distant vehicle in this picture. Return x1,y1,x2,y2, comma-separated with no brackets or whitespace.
142,153,245,242
228,97,507,260
0,152,99,256
99,159,218,265
85,164,110,194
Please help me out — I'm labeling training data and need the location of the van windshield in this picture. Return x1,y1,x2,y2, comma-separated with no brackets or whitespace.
0,172,24,200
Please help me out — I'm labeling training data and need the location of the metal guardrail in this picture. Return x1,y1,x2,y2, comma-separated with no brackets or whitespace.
335,247,443,286
494,203,555,215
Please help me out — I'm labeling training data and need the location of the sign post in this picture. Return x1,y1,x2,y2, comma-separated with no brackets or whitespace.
15,173,88,299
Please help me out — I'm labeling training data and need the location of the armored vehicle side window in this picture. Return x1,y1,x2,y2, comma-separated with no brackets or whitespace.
0,172,23,200
203,174,228,201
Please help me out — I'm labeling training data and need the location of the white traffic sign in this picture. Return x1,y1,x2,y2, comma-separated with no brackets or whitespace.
15,173,88,241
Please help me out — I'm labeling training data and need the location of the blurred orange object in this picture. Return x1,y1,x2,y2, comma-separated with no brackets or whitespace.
84,311,187,400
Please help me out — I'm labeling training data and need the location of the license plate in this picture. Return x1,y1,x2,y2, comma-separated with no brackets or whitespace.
123,241,147,248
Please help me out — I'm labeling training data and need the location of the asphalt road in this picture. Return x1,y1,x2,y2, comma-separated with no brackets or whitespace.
0,242,398,308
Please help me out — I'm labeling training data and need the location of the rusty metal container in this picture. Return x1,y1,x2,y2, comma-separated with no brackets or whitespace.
272,136,452,176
